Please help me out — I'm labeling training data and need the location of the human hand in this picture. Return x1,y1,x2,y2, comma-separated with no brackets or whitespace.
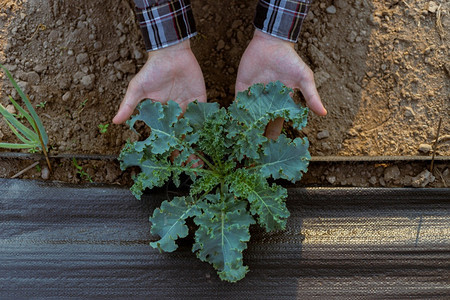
113,40,207,124
236,30,327,139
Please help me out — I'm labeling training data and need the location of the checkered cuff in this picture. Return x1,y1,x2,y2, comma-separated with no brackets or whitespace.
254,0,312,42
135,0,197,51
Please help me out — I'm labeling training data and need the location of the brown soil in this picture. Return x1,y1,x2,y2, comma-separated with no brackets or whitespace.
0,0,449,187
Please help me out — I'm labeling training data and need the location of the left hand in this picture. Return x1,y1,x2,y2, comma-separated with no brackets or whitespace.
236,30,327,139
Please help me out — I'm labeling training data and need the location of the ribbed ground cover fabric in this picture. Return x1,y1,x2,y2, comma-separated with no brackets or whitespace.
0,179,449,298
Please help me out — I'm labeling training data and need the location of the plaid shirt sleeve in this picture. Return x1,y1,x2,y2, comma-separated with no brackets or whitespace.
254,0,312,42
133,0,197,51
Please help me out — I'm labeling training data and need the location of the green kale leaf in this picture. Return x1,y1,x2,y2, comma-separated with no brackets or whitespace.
255,135,310,182
149,196,199,252
193,192,255,282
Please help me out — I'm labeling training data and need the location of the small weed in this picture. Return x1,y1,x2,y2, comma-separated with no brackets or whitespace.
12,113,25,120
98,123,109,134
78,99,88,111
36,101,47,109
28,147,39,153
35,164,42,172
73,99,89,118
72,158,93,183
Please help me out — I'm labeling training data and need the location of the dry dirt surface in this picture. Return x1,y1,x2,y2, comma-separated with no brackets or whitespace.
0,0,449,186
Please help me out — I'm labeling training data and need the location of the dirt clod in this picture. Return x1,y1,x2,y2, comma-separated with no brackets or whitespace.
418,144,432,154
412,169,436,188
41,166,50,180
5,104,15,114
384,165,401,182
76,53,89,65
326,6,337,14
114,61,136,74
317,130,330,140
81,74,95,90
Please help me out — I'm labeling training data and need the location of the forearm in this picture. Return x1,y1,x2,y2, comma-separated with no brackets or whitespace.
147,39,191,60
253,0,312,42
133,0,197,51
252,30,296,49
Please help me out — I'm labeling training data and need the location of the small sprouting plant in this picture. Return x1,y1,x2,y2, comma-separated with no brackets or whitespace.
98,123,109,134
72,158,93,183
78,99,88,112
28,147,39,153
36,101,47,109
119,81,310,282
13,112,25,120
0,63,51,171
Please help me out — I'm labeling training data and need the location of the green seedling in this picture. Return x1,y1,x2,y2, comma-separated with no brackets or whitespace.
36,101,47,109
13,113,25,120
0,63,51,172
78,99,88,113
119,81,311,282
80,99,88,108
72,158,93,183
98,123,109,134
28,147,39,153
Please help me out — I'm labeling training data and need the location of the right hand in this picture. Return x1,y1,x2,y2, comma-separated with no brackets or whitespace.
113,40,207,124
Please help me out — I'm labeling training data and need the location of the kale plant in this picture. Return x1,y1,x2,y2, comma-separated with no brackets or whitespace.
119,81,310,282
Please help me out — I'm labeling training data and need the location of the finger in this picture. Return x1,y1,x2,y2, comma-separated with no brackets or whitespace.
265,117,284,140
298,70,327,116
304,90,327,116
113,82,143,124
113,102,137,124
171,151,204,170
189,155,204,169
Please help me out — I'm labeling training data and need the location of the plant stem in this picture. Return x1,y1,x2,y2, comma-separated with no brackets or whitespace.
196,189,213,203
194,152,217,172
220,180,225,198
32,118,52,173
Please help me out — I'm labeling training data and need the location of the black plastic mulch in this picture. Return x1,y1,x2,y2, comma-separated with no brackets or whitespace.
0,178,449,298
